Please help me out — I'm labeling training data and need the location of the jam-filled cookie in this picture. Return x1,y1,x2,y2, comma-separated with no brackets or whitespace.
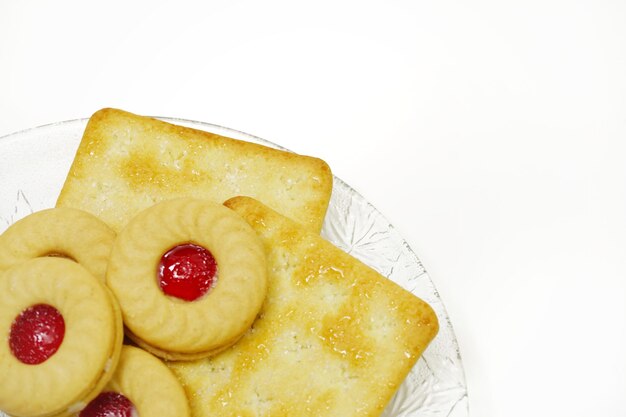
106,198,267,360
0,208,116,282
0,258,124,417
78,345,190,417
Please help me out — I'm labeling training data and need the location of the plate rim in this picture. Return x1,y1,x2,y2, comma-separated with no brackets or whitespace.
0,115,469,416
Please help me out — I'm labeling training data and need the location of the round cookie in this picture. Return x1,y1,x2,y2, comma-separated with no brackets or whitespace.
78,345,190,417
0,258,124,417
0,208,116,282
106,198,267,359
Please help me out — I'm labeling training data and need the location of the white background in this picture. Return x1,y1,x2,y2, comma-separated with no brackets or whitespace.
1,1,625,416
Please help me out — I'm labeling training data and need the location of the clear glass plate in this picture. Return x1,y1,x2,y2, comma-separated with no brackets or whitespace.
0,118,469,417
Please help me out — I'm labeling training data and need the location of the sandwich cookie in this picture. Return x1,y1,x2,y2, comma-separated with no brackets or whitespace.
0,258,124,417
0,208,116,282
78,345,190,417
106,198,267,360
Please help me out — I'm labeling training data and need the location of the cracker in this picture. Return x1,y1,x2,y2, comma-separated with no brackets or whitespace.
167,197,439,417
56,109,333,233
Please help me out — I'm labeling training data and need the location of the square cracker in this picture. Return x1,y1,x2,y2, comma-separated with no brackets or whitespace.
167,196,438,417
56,108,333,233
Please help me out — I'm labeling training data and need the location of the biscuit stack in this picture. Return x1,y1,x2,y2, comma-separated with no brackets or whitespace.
0,208,191,417
0,109,438,417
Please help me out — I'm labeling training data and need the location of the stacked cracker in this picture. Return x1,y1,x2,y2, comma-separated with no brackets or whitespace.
54,109,438,417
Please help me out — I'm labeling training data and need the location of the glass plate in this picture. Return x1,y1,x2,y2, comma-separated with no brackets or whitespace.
0,118,469,417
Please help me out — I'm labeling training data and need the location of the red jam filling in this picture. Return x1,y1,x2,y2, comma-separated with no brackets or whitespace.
80,392,137,417
9,304,65,365
158,243,217,301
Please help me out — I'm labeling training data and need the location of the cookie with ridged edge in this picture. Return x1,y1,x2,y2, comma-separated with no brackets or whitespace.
78,345,190,417
0,208,116,282
106,198,267,360
0,258,124,417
